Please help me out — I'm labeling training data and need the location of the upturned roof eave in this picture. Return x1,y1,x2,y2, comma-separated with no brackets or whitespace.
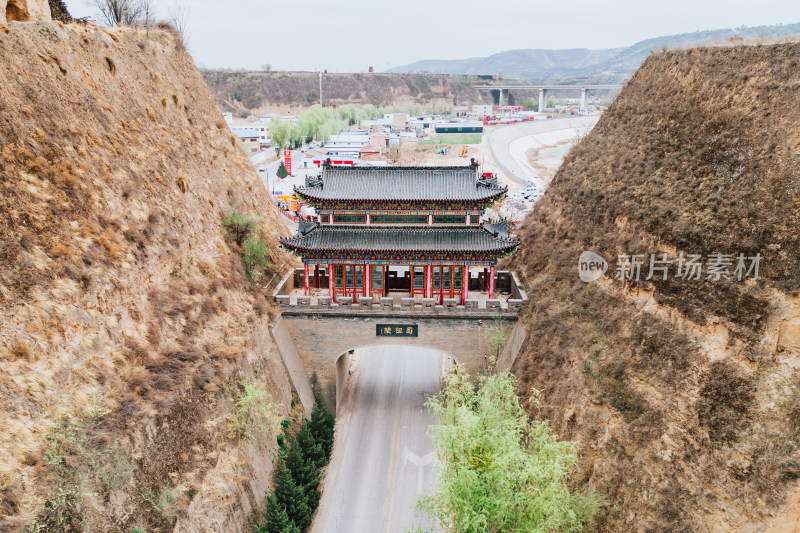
293,186,507,204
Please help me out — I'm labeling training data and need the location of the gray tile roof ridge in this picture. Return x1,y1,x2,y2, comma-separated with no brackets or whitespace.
294,166,507,202
279,223,520,253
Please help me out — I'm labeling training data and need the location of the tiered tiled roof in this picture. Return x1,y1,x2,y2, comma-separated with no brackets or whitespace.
280,225,519,254
294,166,507,203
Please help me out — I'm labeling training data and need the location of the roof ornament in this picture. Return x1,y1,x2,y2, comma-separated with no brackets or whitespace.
297,219,318,237
305,173,323,188
470,158,478,167
483,220,508,239
477,172,499,189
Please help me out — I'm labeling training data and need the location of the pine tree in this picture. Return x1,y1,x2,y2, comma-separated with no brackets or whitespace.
286,434,321,511
257,491,290,533
295,419,326,470
309,402,335,461
276,161,289,179
273,460,312,531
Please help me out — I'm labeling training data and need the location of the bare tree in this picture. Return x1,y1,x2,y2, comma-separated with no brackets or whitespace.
92,0,147,26
139,0,155,29
166,4,190,47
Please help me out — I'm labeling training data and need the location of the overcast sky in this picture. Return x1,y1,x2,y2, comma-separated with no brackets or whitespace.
64,0,800,72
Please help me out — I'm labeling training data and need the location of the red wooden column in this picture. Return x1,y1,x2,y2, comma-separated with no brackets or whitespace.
482,268,489,292
328,263,335,303
462,265,469,305
303,263,310,296
314,265,320,289
488,265,496,299
425,265,433,298
364,264,371,297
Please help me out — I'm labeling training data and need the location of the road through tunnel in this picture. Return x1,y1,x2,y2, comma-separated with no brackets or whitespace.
278,314,521,413
312,345,447,533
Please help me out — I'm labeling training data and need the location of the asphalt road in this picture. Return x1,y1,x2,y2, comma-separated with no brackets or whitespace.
311,346,447,533
486,116,600,186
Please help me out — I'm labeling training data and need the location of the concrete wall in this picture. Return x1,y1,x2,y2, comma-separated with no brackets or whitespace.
269,316,316,418
334,350,352,414
1,0,51,22
274,268,300,296
281,315,527,411
497,320,528,371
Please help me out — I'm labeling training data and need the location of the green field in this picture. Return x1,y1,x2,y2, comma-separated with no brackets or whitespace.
419,133,483,146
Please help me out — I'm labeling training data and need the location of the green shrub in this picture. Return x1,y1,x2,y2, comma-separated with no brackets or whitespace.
221,212,262,247
141,487,179,520
99,445,136,491
228,380,281,439
419,368,604,532
243,236,270,283
28,395,134,531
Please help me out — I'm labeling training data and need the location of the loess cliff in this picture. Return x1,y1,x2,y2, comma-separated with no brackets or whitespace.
508,43,800,531
0,20,294,533
201,70,502,115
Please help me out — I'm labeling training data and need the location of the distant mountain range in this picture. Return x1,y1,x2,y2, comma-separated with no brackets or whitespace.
388,22,800,83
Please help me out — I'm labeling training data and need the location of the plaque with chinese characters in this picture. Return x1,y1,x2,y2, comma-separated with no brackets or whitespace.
376,324,418,337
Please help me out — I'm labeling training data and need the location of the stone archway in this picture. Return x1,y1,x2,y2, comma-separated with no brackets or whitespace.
269,314,528,416
5,0,31,22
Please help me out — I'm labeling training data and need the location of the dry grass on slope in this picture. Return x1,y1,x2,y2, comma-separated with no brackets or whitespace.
0,21,292,532
507,42,800,532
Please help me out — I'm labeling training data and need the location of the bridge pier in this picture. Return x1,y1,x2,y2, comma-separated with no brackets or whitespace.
474,83,622,112
499,88,508,106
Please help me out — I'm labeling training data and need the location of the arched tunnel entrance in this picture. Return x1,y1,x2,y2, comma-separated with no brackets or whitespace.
269,315,528,531
314,345,449,533
333,344,455,413
272,314,528,416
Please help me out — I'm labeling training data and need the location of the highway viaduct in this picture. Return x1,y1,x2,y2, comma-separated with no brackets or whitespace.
474,84,623,110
